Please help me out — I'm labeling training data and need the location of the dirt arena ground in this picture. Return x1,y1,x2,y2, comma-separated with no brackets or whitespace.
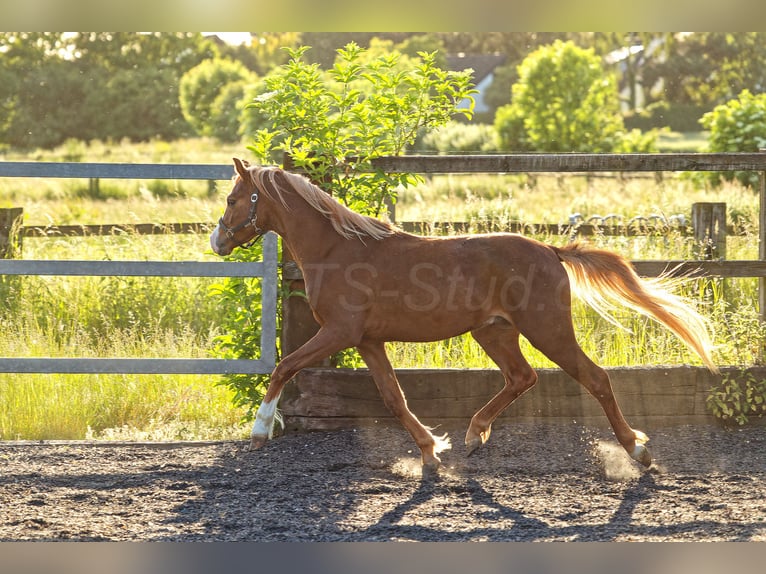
1,421,764,541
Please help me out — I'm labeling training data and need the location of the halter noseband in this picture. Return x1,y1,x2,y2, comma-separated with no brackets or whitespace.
218,190,264,248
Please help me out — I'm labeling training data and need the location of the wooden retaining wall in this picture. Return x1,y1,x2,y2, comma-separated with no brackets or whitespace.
281,366,766,432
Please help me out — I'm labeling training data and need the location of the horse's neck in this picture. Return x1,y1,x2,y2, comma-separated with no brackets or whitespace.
275,193,344,266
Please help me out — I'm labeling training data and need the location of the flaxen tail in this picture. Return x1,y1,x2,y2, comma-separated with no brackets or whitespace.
553,242,717,372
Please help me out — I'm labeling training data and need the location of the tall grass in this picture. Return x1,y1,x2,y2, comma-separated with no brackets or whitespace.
1,137,764,439
0,228,251,440
0,146,252,439
395,173,760,227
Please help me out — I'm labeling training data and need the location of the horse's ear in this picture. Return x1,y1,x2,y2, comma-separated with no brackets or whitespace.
233,158,250,178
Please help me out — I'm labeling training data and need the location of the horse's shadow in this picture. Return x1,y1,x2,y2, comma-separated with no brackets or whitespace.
355,470,697,542
359,473,552,541
354,466,764,542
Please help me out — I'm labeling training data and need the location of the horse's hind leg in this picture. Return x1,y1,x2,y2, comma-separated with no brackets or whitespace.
516,313,652,467
466,322,538,455
555,350,651,466
357,341,450,472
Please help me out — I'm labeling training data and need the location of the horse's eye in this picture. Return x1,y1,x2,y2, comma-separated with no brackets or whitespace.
227,198,236,206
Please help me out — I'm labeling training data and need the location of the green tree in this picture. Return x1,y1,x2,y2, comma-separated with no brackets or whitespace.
396,34,447,69
2,60,89,149
494,40,622,152
84,67,194,142
700,89,766,188
0,32,215,147
72,32,216,74
649,33,766,109
179,58,256,139
0,34,81,148
247,43,476,216
228,33,300,76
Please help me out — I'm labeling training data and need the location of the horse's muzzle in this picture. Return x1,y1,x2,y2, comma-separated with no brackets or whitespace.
209,225,233,256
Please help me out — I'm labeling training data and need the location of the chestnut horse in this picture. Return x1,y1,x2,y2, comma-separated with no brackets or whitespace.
210,159,716,472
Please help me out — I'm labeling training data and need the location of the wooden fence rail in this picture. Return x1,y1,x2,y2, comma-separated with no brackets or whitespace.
20,222,214,237
370,152,766,173
1,153,765,379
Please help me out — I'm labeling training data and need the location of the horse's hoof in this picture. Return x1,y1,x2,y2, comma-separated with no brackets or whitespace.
422,457,441,476
247,436,267,451
465,426,490,456
631,443,652,468
465,437,482,457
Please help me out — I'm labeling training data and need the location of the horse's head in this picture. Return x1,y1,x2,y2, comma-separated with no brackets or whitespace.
210,158,266,256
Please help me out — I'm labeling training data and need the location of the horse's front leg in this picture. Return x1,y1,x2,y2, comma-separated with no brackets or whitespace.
357,341,450,473
249,326,350,450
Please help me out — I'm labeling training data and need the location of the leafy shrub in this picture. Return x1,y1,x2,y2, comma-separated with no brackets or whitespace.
700,89,766,188
614,128,665,153
247,43,476,216
707,370,766,426
208,81,249,143
237,80,274,142
493,103,531,151
416,121,499,153
494,40,623,153
179,59,256,140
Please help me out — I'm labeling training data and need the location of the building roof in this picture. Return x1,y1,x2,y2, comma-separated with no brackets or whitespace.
446,53,507,83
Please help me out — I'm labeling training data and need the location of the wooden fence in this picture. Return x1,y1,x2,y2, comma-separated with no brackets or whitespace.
1,153,765,378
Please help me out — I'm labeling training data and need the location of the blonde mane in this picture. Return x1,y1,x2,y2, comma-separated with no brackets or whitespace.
250,166,395,241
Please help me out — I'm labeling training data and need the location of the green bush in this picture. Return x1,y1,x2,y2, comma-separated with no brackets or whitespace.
493,104,530,151
614,128,664,153
179,58,256,140
707,370,766,426
248,43,476,216
416,121,499,153
238,80,274,143
494,40,623,153
700,89,766,188
209,81,249,142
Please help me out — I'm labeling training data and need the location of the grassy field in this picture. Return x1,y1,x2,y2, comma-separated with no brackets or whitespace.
1,136,764,440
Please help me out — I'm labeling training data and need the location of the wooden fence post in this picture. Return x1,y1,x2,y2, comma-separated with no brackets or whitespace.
691,202,727,260
0,207,23,259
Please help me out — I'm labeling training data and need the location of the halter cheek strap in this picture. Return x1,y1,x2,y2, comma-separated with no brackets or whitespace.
218,192,264,247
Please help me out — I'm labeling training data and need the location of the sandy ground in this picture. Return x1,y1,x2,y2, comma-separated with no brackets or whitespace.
1,421,764,541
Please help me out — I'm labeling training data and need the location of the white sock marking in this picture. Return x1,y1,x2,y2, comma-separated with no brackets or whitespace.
251,398,277,439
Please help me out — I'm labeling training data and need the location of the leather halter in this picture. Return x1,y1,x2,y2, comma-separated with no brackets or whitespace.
218,190,264,248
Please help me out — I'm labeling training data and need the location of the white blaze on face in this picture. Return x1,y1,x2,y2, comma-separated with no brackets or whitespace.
209,224,222,255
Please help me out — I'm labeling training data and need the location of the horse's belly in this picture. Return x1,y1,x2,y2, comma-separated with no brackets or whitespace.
363,307,486,343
